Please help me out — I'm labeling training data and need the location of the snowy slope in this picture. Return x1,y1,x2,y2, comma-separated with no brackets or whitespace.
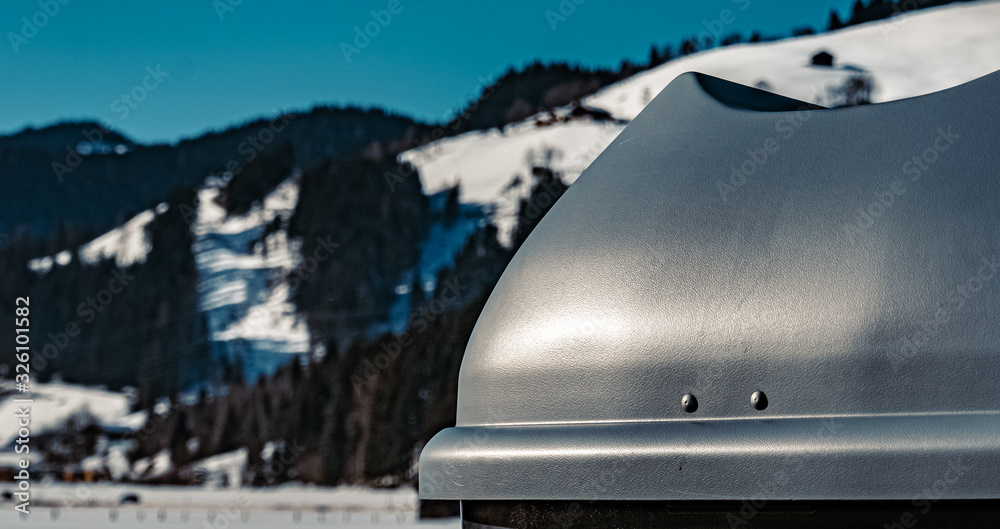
23,171,315,382
191,172,313,380
1,481,423,511
586,0,1000,119
401,118,625,244
402,1,1000,246
24,167,486,384
27,203,169,274
80,203,170,266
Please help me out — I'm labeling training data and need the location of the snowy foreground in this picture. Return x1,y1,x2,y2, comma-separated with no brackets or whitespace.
0,508,462,529
0,482,460,528
0,509,459,528
0,382,456,525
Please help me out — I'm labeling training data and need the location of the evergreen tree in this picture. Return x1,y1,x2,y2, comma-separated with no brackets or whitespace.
219,404,243,455
648,44,662,68
828,9,844,30
169,410,192,466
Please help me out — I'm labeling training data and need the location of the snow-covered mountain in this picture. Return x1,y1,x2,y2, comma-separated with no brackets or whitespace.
586,0,1000,119
404,1,1000,242
23,172,316,383
22,169,489,384
401,117,625,245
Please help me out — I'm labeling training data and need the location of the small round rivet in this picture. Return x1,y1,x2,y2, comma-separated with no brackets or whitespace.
681,393,698,413
751,390,768,411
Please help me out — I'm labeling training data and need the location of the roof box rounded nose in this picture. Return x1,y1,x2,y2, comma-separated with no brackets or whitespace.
420,71,1000,514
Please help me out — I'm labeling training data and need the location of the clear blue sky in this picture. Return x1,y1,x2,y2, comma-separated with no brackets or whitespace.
0,0,854,144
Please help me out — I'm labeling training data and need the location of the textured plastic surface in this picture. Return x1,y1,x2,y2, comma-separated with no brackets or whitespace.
419,71,1000,500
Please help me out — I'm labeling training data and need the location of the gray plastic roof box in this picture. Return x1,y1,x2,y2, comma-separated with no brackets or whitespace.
419,70,1000,526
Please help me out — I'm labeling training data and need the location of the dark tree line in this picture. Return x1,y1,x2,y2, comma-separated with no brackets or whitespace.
0,108,437,240
0,186,209,408
289,155,430,347
827,0,975,30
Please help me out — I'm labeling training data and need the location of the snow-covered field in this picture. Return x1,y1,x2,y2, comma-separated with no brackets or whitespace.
0,510,458,529
0,509,458,529
3,482,418,510
0,382,458,527
401,118,624,245
0,482,459,528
